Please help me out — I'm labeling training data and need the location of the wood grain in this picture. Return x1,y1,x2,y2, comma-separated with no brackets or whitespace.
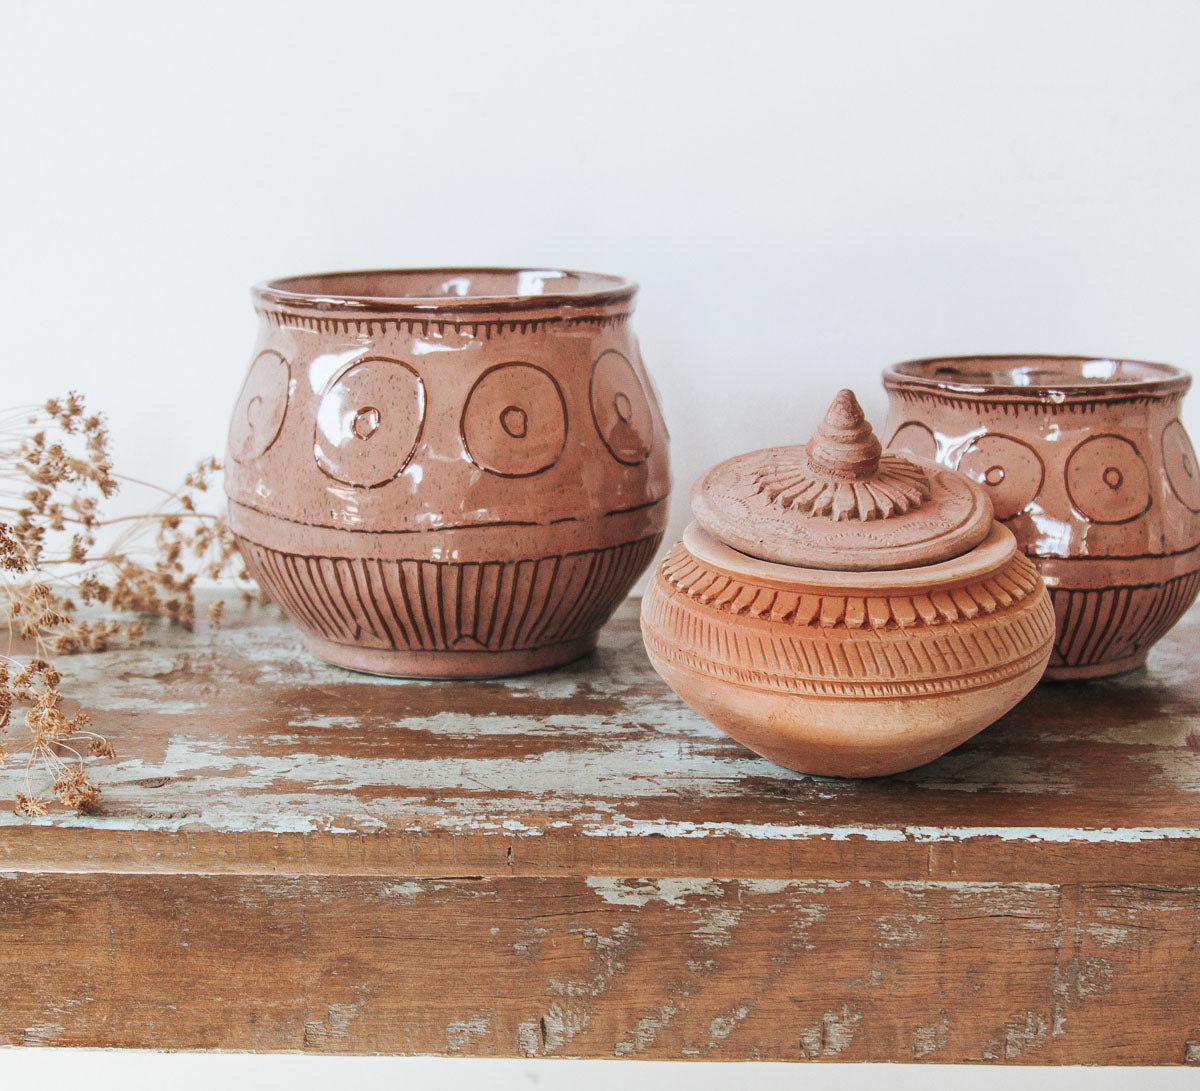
4,874,1199,1062
2,597,1199,1062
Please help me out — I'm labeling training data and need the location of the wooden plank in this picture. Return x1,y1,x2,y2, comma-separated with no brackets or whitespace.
1,600,1198,884
2,597,1199,1061
3,871,1199,1063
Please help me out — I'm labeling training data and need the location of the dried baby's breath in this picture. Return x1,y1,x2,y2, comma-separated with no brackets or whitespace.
0,392,261,815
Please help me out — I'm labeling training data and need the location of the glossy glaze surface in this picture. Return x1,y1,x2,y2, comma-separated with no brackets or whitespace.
225,268,670,677
884,355,1200,679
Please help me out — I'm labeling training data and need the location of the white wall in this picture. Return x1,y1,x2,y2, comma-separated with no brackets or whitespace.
3,1,1198,1083
4,0,1199,558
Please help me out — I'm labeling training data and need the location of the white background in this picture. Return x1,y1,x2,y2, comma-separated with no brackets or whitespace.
4,0,1200,551
4,0,1200,1086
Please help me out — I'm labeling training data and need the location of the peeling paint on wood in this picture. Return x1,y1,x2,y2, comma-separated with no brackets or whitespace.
0,598,1197,886
1,597,1198,1062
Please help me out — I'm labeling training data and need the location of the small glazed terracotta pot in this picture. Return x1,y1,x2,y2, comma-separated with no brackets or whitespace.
883,355,1200,680
225,268,670,678
640,391,1055,778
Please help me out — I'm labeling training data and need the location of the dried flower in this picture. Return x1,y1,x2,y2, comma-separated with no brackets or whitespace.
2,654,113,814
53,768,102,814
1,396,250,657
1,392,260,815
87,736,116,759
15,793,49,817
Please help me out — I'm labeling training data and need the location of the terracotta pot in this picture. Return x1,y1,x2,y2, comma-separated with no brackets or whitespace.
883,355,1200,680
641,391,1055,777
225,268,670,677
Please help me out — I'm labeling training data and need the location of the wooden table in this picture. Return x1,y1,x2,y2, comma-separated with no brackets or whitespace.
3,597,1199,1064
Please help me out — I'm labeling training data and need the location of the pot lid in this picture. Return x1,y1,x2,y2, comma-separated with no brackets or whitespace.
690,389,993,571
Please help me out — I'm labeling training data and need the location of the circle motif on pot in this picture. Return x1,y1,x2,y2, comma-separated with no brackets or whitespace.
954,433,1045,521
461,362,567,477
590,350,653,464
314,357,426,488
887,421,937,462
1065,434,1152,524
1162,419,1200,513
229,350,290,461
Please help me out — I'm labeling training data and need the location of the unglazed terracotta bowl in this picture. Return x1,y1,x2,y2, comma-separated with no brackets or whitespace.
225,268,670,678
883,355,1200,680
641,391,1055,777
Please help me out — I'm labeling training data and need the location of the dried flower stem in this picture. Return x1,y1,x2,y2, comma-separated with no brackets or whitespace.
1,392,259,815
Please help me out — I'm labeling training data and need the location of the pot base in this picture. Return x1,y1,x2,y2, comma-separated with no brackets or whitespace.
646,654,1049,778
302,633,598,679
1042,650,1149,682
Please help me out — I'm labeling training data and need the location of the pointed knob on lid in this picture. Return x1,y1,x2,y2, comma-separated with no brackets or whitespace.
690,388,994,571
805,389,882,479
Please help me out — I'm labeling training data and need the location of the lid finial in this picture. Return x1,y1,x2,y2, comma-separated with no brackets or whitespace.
805,390,883,479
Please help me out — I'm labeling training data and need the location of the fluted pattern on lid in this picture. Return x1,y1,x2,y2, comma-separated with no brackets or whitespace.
751,390,931,523
691,386,993,569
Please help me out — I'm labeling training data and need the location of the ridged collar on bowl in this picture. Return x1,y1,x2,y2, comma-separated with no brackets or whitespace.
253,267,637,320
884,354,1191,404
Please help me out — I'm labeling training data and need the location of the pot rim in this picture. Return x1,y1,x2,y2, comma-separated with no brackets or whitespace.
253,267,637,317
884,354,1191,403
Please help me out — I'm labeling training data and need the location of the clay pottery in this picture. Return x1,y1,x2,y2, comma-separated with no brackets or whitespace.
883,355,1200,680
640,390,1055,778
225,268,670,678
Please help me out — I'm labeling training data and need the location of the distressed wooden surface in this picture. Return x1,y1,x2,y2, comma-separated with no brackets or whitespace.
2,597,1199,1062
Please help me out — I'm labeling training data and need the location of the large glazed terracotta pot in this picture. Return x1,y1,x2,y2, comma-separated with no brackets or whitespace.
641,390,1055,777
225,268,670,678
883,355,1200,680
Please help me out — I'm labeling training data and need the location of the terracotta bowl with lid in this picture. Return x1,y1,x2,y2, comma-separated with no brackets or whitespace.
883,355,1200,679
640,390,1056,777
224,268,670,678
